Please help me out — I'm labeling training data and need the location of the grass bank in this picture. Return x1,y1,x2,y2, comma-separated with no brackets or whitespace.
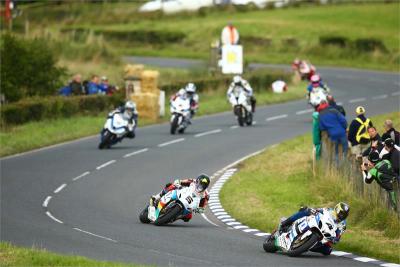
220,111,400,263
0,82,305,157
0,242,146,267
15,2,399,71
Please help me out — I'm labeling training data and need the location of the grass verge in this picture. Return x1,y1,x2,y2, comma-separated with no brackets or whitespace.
0,82,305,157
0,242,147,267
220,111,400,263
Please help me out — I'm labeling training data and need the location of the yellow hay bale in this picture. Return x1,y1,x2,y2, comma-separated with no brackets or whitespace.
124,64,144,78
130,92,160,120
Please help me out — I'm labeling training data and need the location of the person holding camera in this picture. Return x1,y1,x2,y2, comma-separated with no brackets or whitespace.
362,151,398,210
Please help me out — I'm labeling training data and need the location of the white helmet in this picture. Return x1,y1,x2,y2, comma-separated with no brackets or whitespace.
123,101,136,119
177,88,187,99
233,75,242,85
185,83,196,94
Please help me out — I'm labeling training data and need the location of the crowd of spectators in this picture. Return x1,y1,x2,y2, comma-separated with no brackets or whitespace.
59,74,118,96
314,102,399,210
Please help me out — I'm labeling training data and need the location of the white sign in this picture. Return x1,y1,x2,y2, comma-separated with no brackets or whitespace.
221,45,243,74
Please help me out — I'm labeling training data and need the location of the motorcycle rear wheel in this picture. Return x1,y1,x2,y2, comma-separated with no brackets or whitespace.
263,233,278,253
154,205,182,226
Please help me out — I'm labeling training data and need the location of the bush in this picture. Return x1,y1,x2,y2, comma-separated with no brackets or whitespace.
319,36,349,48
0,34,66,102
354,38,388,53
0,93,124,126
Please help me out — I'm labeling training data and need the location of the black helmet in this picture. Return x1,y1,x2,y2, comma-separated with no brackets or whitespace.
195,174,210,193
334,202,350,222
368,151,380,164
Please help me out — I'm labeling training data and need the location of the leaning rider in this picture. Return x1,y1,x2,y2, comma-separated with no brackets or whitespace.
151,174,210,222
227,75,256,113
307,74,330,96
278,202,350,255
108,100,138,141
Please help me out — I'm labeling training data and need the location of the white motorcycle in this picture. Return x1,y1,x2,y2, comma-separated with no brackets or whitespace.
228,86,253,126
139,184,202,226
98,110,134,149
309,87,328,109
170,96,191,134
263,209,339,257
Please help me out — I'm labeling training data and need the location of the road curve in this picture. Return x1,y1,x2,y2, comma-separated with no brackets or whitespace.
1,66,399,266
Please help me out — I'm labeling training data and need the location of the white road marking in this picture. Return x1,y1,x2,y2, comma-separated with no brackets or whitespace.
220,218,235,222
230,125,239,129
123,148,149,158
381,263,400,267
255,233,270,237
331,251,352,256
158,138,185,147
372,94,388,100
54,183,67,194
233,225,248,229
391,91,400,96
73,227,117,243
353,257,378,263
349,98,366,103
295,109,313,115
243,229,259,233
266,114,288,121
46,211,63,224
214,212,227,216
217,215,231,219
96,160,116,170
195,129,222,138
200,214,219,227
226,222,241,226
210,208,225,212
42,196,52,208
72,171,90,181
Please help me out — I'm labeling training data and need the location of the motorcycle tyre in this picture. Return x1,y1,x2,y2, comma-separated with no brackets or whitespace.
139,205,151,224
246,112,253,126
154,205,182,226
170,116,179,135
237,107,244,127
263,234,278,253
178,128,185,134
98,130,113,149
286,232,320,257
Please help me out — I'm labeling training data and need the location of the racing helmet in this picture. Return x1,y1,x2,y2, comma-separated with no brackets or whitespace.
123,101,136,119
195,174,210,193
185,83,196,95
355,106,365,115
177,88,187,99
368,151,380,164
333,202,350,222
310,74,321,85
233,75,242,85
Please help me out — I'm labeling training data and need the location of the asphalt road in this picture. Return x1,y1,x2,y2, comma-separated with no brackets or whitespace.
1,63,399,266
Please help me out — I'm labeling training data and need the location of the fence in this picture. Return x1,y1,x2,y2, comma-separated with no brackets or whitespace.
318,131,400,215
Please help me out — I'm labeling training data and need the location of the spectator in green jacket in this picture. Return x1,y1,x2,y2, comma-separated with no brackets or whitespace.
312,111,321,160
362,151,398,210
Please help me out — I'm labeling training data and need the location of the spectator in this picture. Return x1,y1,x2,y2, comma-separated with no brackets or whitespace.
312,111,321,160
221,22,239,45
98,76,109,95
318,100,348,164
362,126,384,158
59,84,72,96
348,106,373,158
362,151,398,210
382,138,400,177
87,75,100,95
382,119,400,146
327,95,345,117
70,74,84,95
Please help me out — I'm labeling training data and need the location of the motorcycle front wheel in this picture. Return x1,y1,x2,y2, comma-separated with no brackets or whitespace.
170,115,179,135
139,205,151,224
263,233,278,253
154,205,182,226
286,231,320,257
98,130,113,149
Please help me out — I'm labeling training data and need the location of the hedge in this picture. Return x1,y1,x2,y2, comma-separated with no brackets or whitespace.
319,35,388,53
1,70,290,126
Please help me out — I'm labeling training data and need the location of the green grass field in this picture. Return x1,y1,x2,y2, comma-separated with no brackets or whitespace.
0,242,147,267
220,111,400,263
15,2,399,71
0,82,305,157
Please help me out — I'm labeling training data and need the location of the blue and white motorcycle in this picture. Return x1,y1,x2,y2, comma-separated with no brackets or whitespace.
139,184,201,226
98,110,135,149
263,209,338,257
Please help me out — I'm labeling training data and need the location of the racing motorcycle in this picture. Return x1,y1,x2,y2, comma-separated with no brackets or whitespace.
309,87,328,110
98,110,134,149
263,209,338,257
139,184,202,226
170,96,191,134
228,86,253,127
